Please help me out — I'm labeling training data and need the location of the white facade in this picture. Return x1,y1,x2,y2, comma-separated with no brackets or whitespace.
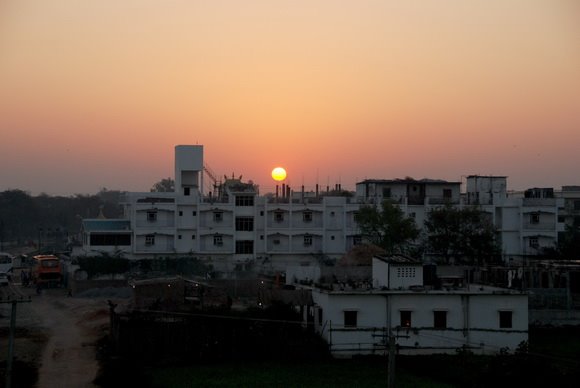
310,287,528,356
372,256,423,289
78,146,573,265
465,176,565,261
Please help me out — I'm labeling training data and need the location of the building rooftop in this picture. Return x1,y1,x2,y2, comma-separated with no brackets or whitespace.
373,255,422,265
82,219,131,232
313,283,526,296
357,178,461,185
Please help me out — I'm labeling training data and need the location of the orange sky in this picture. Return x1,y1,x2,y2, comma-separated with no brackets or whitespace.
1,0,579,195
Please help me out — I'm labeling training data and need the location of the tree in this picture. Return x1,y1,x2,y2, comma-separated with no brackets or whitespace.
355,200,420,255
150,178,175,192
544,218,580,260
424,205,500,265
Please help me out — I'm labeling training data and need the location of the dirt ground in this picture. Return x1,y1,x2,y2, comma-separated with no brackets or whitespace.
0,283,123,388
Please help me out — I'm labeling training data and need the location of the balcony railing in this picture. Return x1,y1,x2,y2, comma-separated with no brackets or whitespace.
523,223,556,231
523,198,556,206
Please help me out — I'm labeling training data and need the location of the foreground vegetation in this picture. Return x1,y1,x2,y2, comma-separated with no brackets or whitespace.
96,327,580,388
98,359,451,388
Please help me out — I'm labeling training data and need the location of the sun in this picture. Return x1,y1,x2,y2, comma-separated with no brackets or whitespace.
271,167,287,182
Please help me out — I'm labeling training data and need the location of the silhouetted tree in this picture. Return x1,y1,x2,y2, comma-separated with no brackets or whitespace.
0,190,38,244
150,178,175,192
0,189,123,249
355,200,419,255
544,219,580,260
424,205,500,265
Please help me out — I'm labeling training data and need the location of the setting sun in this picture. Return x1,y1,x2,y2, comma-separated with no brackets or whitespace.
271,167,287,182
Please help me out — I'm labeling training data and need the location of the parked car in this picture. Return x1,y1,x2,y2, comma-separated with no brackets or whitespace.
0,272,9,286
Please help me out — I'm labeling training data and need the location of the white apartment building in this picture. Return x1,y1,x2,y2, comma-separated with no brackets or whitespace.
356,176,567,263
464,176,566,262
76,145,571,267
78,145,361,269
306,256,528,357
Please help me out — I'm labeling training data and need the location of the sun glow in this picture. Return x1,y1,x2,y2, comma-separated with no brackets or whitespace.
271,167,287,182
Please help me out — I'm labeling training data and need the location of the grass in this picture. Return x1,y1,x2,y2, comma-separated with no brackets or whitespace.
143,360,453,388
97,327,580,387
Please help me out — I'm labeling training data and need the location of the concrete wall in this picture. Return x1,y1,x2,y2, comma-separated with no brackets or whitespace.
311,290,528,357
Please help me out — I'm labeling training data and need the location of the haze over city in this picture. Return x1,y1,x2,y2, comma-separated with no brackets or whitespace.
1,0,579,196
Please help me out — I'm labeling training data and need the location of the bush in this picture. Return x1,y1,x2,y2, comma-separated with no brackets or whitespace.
78,256,130,278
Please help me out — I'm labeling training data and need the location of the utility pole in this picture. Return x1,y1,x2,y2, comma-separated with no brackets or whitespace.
387,330,396,388
1,292,32,388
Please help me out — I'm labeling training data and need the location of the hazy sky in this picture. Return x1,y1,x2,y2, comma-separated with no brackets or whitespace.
1,0,579,196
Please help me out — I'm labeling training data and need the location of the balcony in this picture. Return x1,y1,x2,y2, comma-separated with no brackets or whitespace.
428,197,460,205
523,198,556,206
523,223,556,231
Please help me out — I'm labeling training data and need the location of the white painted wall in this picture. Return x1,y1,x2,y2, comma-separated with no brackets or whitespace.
311,289,528,357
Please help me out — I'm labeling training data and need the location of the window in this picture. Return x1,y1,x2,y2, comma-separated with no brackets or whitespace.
344,311,357,328
330,211,335,216
260,211,264,216
303,211,313,222
433,311,447,329
304,235,313,246
574,200,580,211
530,213,540,224
179,211,183,216
235,195,254,206
273,239,280,245
192,211,197,216
400,311,412,328
184,187,190,196
558,215,566,223
499,311,512,329
178,235,182,240
191,234,196,240
529,237,539,248
213,211,223,222
235,240,254,254
331,235,335,240
235,217,254,231
396,267,416,278
260,235,264,240
145,234,155,246
443,189,452,198
382,188,391,197
213,235,223,246
275,211,284,222
353,235,362,245
318,308,323,325
147,210,157,222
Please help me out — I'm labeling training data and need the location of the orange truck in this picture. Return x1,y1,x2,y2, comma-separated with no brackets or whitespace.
32,255,62,286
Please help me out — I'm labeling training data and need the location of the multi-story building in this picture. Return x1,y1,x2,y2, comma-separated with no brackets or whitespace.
78,145,362,270
76,145,574,268
464,176,565,263
355,178,461,228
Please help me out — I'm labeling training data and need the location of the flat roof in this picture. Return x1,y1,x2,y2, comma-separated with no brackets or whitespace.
313,284,526,296
357,179,461,185
373,255,422,265
82,219,131,232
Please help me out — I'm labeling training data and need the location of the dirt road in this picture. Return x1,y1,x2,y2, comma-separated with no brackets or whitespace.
1,286,114,388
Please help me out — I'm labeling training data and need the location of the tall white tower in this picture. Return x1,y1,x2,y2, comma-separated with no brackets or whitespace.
174,145,204,197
